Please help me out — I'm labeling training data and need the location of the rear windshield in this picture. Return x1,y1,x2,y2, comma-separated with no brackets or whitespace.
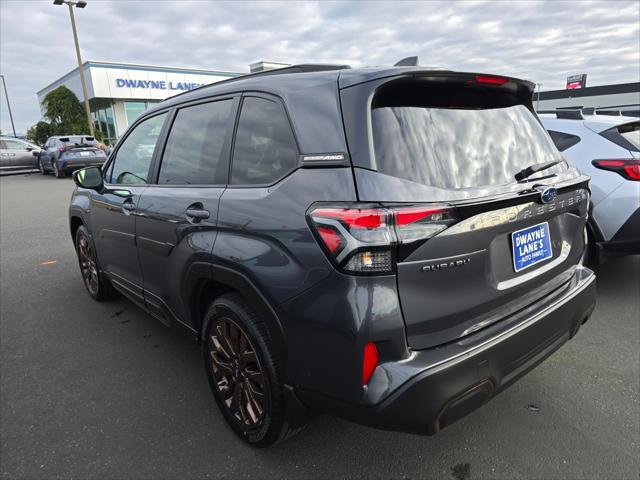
617,122,640,151
600,122,640,152
371,85,565,190
61,136,97,146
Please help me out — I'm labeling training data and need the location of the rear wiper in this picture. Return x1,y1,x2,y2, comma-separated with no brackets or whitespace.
515,159,562,182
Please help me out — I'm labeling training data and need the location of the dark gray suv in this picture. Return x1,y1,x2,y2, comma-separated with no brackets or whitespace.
38,135,107,178
69,64,596,446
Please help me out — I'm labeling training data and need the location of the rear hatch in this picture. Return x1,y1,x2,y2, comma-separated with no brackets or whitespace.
341,72,590,349
60,136,103,158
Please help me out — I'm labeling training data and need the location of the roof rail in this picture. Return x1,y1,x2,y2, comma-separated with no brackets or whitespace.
537,109,584,120
593,108,623,116
590,104,640,117
168,63,351,100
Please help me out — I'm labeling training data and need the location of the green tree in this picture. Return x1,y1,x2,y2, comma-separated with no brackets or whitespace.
42,85,89,135
26,121,53,145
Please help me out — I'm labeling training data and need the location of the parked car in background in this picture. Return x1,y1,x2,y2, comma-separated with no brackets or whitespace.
540,111,640,263
69,64,596,447
0,136,41,172
36,135,108,178
105,139,118,157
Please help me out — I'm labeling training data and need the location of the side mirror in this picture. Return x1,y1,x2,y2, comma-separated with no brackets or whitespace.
25,146,34,151
73,166,103,191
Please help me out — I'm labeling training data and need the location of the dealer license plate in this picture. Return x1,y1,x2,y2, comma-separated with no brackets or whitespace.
511,222,553,272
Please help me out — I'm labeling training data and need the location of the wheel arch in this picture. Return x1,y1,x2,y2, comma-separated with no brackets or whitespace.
69,214,84,242
186,262,288,367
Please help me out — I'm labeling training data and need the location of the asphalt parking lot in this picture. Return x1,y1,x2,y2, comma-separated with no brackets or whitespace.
1,173,638,480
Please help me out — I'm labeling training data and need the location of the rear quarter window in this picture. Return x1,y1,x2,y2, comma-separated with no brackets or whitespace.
230,96,298,186
547,130,581,152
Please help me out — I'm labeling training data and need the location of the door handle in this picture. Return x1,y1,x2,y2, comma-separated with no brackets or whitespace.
186,208,210,221
122,201,136,214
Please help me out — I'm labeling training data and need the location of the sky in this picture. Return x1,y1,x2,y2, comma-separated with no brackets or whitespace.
1,0,638,134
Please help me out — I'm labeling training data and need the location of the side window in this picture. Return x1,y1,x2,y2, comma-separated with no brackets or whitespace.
231,96,298,185
108,113,167,185
0,140,6,149
4,139,26,150
158,99,233,185
548,130,581,152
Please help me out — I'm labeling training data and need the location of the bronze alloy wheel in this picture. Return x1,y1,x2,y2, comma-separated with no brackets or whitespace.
77,234,99,295
209,318,265,429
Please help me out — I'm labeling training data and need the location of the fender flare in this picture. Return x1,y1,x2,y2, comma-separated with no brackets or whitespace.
69,208,86,239
186,262,288,367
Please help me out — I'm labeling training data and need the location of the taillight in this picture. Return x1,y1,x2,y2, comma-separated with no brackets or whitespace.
308,204,457,274
316,227,342,253
592,159,640,181
362,342,378,385
393,206,457,243
474,75,508,85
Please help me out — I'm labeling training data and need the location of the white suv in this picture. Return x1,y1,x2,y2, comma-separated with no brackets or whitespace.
540,111,639,263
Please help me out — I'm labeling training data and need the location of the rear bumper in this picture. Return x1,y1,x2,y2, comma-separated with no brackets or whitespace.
299,266,596,435
59,158,106,172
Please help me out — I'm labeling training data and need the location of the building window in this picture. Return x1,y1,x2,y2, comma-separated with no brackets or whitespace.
124,102,147,126
90,99,118,146
124,100,161,128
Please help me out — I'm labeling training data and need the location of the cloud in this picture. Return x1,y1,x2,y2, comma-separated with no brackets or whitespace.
1,0,638,133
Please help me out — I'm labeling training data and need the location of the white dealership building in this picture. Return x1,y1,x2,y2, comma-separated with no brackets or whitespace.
37,61,243,144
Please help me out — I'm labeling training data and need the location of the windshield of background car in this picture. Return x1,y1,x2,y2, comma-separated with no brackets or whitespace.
371,82,566,190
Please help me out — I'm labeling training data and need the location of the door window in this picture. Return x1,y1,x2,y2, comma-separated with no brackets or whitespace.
107,113,167,185
4,139,26,150
231,96,298,185
158,99,233,185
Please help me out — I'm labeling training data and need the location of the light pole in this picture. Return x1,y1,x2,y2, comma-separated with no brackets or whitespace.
53,0,95,137
0,74,17,137
536,83,543,111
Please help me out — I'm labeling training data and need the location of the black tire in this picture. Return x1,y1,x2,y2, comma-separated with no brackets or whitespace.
74,225,116,301
38,157,47,175
53,162,65,178
202,293,303,447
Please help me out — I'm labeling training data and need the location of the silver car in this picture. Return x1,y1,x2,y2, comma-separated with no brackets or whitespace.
540,111,639,263
0,137,41,172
